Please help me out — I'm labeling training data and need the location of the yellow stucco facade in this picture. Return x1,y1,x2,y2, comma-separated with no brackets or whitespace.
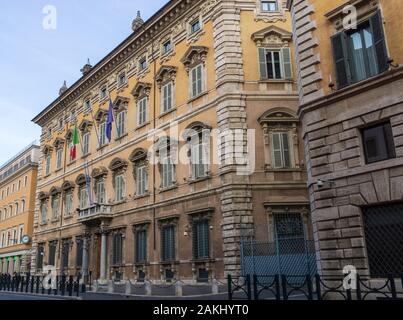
0,143,39,274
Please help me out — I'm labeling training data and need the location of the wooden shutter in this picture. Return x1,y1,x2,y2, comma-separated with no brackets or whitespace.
272,133,283,168
370,9,389,73
281,133,291,168
331,32,350,88
281,47,293,79
258,48,268,79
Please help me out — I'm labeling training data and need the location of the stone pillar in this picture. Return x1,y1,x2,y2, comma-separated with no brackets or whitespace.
8,258,14,274
81,236,89,281
100,232,108,281
14,256,20,273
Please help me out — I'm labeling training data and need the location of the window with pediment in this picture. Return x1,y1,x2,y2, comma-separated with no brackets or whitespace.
181,46,208,99
183,122,211,180
38,192,49,224
79,120,92,156
252,26,293,81
76,174,90,209
43,145,53,176
258,108,301,170
156,66,177,114
113,96,129,138
53,138,65,170
130,149,149,197
91,167,108,204
132,82,151,127
94,108,108,147
155,137,177,190
61,181,75,217
50,187,61,220
109,158,128,202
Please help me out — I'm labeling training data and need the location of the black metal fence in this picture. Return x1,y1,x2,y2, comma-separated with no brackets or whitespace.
228,274,403,300
0,273,86,297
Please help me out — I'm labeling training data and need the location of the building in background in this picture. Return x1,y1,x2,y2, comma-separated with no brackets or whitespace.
31,0,312,283
0,142,39,274
288,0,403,277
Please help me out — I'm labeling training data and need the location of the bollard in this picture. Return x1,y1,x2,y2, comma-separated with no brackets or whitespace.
212,279,219,294
175,281,183,297
145,280,152,296
125,280,132,295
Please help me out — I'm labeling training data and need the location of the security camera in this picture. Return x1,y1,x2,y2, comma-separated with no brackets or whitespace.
317,179,324,188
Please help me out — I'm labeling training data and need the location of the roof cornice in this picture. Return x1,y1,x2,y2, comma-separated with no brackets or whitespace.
32,0,203,127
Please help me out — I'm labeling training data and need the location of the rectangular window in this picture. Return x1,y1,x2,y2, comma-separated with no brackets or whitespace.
362,122,395,164
80,188,89,209
261,0,278,11
45,155,51,175
258,48,293,80
82,132,90,156
48,242,57,266
61,241,70,270
161,225,176,262
115,175,125,202
362,203,403,277
139,58,147,71
118,72,127,87
52,197,60,219
112,233,123,265
56,149,63,170
136,166,147,196
162,40,172,54
37,244,45,270
41,202,47,224
331,10,388,88
161,155,174,189
24,176,28,187
190,65,203,98
99,122,106,147
76,238,83,268
191,140,208,179
162,82,173,113
137,97,147,126
100,87,107,100
85,100,92,112
271,132,291,169
117,111,127,137
135,230,147,263
193,220,210,259
65,192,73,216
96,180,106,204
190,19,201,34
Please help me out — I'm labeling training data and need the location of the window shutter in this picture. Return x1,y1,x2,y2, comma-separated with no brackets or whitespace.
272,133,283,168
370,9,389,73
281,133,291,168
258,48,268,79
331,32,350,88
281,47,293,79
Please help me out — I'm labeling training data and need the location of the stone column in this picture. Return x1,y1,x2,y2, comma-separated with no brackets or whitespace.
100,232,108,281
81,236,89,281
14,256,20,273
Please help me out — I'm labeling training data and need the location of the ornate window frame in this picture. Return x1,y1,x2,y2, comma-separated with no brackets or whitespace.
91,167,108,204
61,180,75,218
156,66,177,115
109,158,128,203
38,192,49,225
129,148,149,197
113,96,129,139
258,108,301,171
155,136,178,190
255,0,287,23
132,222,151,266
157,216,180,272
186,13,205,44
132,82,151,128
181,46,208,100
50,187,61,222
75,174,89,210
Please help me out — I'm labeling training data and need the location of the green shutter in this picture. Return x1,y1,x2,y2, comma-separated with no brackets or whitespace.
331,32,351,88
258,48,268,79
370,9,389,73
281,47,293,79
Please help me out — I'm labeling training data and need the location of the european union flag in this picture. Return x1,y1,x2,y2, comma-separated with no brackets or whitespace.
106,98,114,143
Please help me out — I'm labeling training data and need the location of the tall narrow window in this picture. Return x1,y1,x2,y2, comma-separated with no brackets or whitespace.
193,220,210,259
76,238,83,268
116,111,127,137
135,229,147,263
136,166,147,196
99,122,107,147
271,132,291,169
258,48,293,80
112,233,123,265
48,241,57,266
18,225,23,244
96,180,106,204
82,132,90,156
161,225,176,262
51,196,60,219
188,128,209,179
137,97,147,126
56,149,63,170
65,192,73,216
40,202,47,224
37,243,45,271
162,82,173,113
80,188,89,209
61,240,70,270
45,155,51,176
161,155,174,189
190,65,203,98
115,174,125,202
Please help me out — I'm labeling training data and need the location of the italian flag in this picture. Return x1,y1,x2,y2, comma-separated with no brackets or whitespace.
70,125,79,160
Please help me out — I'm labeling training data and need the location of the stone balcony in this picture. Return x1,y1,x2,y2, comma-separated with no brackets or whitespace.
77,203,113,224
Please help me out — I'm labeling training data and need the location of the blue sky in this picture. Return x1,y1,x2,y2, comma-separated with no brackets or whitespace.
0,0,169,165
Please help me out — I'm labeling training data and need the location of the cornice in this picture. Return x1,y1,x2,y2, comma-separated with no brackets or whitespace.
32,0,205,127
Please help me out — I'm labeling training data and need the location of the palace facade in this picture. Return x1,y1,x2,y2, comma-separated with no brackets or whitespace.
288,0,403,277
0,143,39,274
31,0,311,283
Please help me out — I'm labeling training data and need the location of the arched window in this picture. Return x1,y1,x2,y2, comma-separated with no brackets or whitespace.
21,200,25,213
14,203,19,216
